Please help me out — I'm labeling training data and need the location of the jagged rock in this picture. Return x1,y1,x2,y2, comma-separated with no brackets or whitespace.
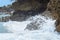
41,11,58,20
25,22,40,30
11,0,60,30
10,0,50,11
25,17,45,30
10,0,50,21
10,10,40,21
47,0,60,32
56,25,60,32
55,18,60,32
11,1,40,11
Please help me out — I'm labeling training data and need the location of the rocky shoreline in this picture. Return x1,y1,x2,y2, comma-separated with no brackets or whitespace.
0,0,60,32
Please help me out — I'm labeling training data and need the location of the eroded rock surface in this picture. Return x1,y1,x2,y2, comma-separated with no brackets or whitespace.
25,16,45,30
10,0,50,21
11,0,50,11
3,0,60,32
47,0,60,32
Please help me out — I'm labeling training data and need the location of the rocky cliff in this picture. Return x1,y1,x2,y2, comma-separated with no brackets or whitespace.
9,0,60,32
10,0,50,21
47,0,60,32
11,0,50,11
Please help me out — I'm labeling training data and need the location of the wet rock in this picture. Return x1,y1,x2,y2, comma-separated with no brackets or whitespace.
25,21,40,30
11,0,50,11
25,18,45,30
10,0,50,21
0,12,11,22
0,16,10,22
55,18,60,32
47,0,60,32
56,25,60,32
10,10,41,21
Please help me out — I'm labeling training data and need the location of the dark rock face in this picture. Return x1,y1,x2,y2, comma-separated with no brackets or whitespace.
10,0,60,32
10,0,50,21
25,17,45,30
25,22,39,30
47,0,60,32
10,10,41,21
25,18,44,30
55,18,60,32
11,0,50,11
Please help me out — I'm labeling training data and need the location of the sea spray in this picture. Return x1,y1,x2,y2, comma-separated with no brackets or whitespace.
0,15,60,40
3,21,31,33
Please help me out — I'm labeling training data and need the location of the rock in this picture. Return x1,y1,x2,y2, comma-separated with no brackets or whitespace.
47,0,60,32
55,18,60,32
11,1,41,11
56,25,60,32
10,11,26,21
0,16,10,22
25,18,45,30
10,10,40,21
11,0,60,32
10,0,50,12
10,0,50,21
41,11,58,20
25,21,40,30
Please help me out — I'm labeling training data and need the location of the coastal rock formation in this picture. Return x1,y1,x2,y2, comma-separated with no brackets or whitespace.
25,15,46,30
11,0,50,11
47,0,60,32
6,0,60,32
0,16,10,22
25,21,40,30
10,0,50,21
10,10,40,21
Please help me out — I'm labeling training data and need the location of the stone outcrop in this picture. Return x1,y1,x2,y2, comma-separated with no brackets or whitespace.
25,21,40,30
8,0,60,32
10,10,40,21
10,0,50,21
41,11,58,20
11,0,50,11
25,16,45,30
47,0,60,32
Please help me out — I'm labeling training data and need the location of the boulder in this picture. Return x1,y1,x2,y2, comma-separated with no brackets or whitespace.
25,17,45,30
10,10,41,21
47,0,60,32
25,21,40,30
56,25,60,32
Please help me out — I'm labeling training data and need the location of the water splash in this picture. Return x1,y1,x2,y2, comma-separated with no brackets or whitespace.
0,15,60,40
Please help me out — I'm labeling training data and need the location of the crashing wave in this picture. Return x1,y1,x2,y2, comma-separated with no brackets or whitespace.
0,14,60,40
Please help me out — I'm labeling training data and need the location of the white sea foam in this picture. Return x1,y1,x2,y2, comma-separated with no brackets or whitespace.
0,15,60,40
3,21,31,33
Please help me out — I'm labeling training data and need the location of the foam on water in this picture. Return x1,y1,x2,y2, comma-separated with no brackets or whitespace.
0,15,60,40
3,21,31,33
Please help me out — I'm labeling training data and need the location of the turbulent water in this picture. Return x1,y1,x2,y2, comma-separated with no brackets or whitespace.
0,14,60,40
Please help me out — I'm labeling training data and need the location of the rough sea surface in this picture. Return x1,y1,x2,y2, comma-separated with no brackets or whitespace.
0,13,60,40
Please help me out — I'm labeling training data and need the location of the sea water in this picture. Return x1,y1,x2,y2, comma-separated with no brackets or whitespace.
0,13,60,40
